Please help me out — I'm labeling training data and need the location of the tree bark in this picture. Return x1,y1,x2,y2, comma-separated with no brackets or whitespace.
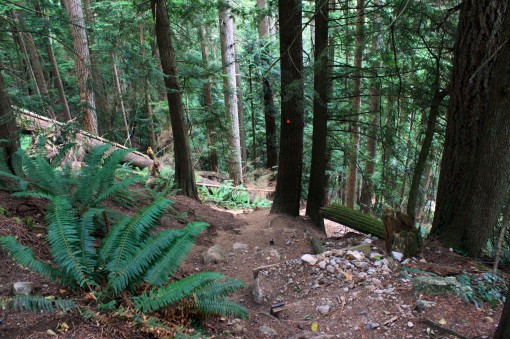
257,0,278,169
431,0,510,256
139,23,157,151
234,36,247,164
346,0,365,209
34,0,72,122
199,26,219,172
495,274,510,338
0,71,20,173
306,0,329,229
151,0,199,199
110,51,132,147
218,0,243,184
63,0,98,134
270,0,304,216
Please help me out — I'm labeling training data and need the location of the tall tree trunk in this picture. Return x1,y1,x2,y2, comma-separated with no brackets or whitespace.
63,0,98,134
406,74,447,221
234,38,247,164
0,71,20,173
346,0,365,209
151,0,199,199
257,0,278,168
306,0,329,228
248,63,257,163
11,10,55,119
82,0,110,135
199,26,219,172
139,23,157,151
431,0,510,256
271,0,304,216
35,0,72,122
110,52,132,147
218,0,243,184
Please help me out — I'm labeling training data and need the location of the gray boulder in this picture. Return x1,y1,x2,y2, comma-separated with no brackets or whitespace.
202,244,226,264
13,282,34,295
412,276,462,295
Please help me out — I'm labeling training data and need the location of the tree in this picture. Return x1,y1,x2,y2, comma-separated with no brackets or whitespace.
151,0,199,199
431,0,510,256
345,0,365,209
0,71,19,173
271,0,304,216
63,0,98,134
257,0,278,168
218,0,243,184
306,0,329,228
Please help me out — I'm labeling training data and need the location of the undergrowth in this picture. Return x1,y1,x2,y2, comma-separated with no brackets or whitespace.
199,182,271,209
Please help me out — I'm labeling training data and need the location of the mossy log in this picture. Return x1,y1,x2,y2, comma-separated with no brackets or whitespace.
320,204,385,239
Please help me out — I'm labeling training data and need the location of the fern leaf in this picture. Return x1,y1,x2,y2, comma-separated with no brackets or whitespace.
1,295,75,312
193,297,249,319
143,221,208,286
195,279,246,299
46,196,93,290
107,229,182,294
93,148,133,194
109,198,171,275
13,190,55,200
49,143,76,168
98,216,131,264
93,176,140,206
73,144,111,206
132,272,224,313
0,236,60,281
76,208,103,276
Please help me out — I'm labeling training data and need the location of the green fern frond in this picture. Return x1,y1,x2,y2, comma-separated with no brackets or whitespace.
0,168,28,191
98,216,131,264
1,295,75,312
106,229,182,294
193,297,248,319
109,197,171,275
143,222,208,286
13,190,55,200
93,176,140,205
0,236,60,281
73,144,111,205
93,148,133,194
133,272,224,313
49,143,76,168
195,279,246,299
76,208,103,275
46,196,93,290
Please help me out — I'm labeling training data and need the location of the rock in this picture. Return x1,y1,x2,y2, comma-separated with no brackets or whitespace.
345,250,364,261
358,272,368,280
13,282,34,295
365,322,380,330
412,276,461,295
326,265,336,274
345,243,371,254
233,242,249,251
202,245,226,264
318,260,327,269
251,278,265,304
259,325,277,337
268,248,281,260
233,323,246,334
316,304,330,315
353,261,368,269
370,252,383,260
371,278,382,286
367,268,376,275
415,299,436,310
301,254,318,265
391,251,404,261
407,321,414,328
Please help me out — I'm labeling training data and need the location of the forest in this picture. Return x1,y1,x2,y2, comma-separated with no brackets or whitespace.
0,0,510,337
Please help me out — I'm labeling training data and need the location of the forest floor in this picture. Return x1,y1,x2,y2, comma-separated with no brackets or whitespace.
0,189,505,339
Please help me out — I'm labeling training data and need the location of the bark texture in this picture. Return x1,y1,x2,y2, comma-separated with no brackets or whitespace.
0,72,20,172
306,0,329,229
63,0,98,134
218,0,243,184
152,0,199,199
271,0,304,216
431,0,510,256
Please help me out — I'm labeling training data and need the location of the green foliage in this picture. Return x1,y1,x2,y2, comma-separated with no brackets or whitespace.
0,144,247,321
457,273,507,307
0,295,75,312
199,182,271,209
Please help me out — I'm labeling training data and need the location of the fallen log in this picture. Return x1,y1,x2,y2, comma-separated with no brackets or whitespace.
320,204,385,239
14,107,152,169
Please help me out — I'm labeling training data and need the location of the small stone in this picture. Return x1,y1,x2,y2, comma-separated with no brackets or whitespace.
371,278,382,286
358,272,368,280
233,242,249,250
365,322,380,330
251,278,264,304
391,251,404,261
326,265,336,273
370,252,383,260
268,248,281,260
202,245,226,264
367,268,376,275
13,282,34,295
375,289,384,294
345,243,371,254
233,323,246,334
317,304,330,315
484,316,494,323
345,250,364,261
259,325,277,337
363,238,372,244
301,254,318,265
318,260,327,269
407,322,414,328
353,261,369,269
343,287,349,292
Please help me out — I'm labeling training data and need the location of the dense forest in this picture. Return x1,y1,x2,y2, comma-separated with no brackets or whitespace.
0,0,510,337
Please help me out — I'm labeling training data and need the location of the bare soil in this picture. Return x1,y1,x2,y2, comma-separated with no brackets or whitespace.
0,190,505,338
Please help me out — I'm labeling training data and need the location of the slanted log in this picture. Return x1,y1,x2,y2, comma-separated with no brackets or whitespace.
320,204,385,239
14,107,152,169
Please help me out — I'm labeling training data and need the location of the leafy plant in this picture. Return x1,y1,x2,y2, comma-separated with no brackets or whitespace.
457,273,507,307
199,182,271,209
0,144,248,320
